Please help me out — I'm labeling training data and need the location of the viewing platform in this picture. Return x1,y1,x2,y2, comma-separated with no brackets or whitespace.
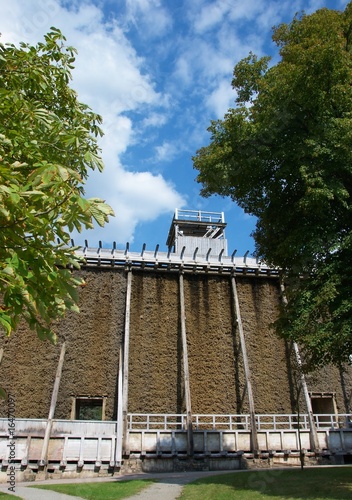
74,209,276,276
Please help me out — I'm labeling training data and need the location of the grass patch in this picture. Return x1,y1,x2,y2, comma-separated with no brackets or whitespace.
179,467,352,500
32,478,156,500
0,493,22,500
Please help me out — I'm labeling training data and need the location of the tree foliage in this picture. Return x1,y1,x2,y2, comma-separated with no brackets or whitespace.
0,28,114,342
193,4,352,367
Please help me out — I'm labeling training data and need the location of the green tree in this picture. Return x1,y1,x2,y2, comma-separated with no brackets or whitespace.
0,28,114,342
193,4,352,367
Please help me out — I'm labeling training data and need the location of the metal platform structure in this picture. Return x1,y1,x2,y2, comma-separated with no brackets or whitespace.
74,209,275,276
75,244,276,277
166,209,227,257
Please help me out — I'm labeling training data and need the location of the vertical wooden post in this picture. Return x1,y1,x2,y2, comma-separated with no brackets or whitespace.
40,341,66,466
280,281,320,452
231,275,258,452
179,272,194,456
122,269,132,456
115,343,123,464
292,342,320,452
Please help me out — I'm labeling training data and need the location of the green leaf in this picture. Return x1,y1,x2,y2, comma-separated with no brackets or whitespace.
0,315,12,336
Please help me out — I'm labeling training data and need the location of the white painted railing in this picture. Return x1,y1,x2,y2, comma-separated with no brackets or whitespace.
174,209,225,224
1,414,349,435
128,414,352,431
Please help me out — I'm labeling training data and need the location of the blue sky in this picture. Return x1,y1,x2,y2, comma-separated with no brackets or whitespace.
1,0,348,256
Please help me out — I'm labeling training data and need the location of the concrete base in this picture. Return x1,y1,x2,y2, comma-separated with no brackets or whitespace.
0,452,344,483
0,466,117,484
134,456,242,473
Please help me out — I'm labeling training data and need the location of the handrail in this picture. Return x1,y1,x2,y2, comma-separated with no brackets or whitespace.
127,413,352,431
174,209,225,224
1,414,349,432
0,413,352,432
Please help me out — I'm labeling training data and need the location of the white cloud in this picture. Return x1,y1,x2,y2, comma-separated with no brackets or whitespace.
83,167,186,245
193,0,229,33
100,115,134,160
174,57,193,87
71,29,159,115
192,0,268,34
142,112,168,128
206,79,236,118
125,0,173,39
155,141,179,163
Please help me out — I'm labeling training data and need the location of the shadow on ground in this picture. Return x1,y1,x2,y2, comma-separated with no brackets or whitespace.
179,467,352,499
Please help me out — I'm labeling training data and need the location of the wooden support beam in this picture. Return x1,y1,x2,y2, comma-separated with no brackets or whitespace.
179,272,194,456
292,342,320,452
40,341,66,467
231,275,258,452
115,342,123,465
122,269,132,456
280,281,320,452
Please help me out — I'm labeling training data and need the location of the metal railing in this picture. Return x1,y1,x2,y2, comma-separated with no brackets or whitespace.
127,413,352,432
174,209,225,224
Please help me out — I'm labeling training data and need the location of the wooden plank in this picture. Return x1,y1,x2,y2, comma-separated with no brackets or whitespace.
156,431,161,456
179,272,194,456
78,437,84,467
95,437,102,467
280,281,320,452
39,341,66,466
171,431,176,456
21,436,31,466
231,276,258,451
292,341,320,451
60,436,68,467
122,270,132,456
110,435,116,466
29,438,43,461
115,343,123,464
47,438,64,461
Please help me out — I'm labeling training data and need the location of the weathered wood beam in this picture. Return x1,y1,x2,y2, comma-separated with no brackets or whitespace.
122,269,132,456
292,342,320,452
39,341,66,467
280,281,320,452
179,272,194,456
115,342,123,465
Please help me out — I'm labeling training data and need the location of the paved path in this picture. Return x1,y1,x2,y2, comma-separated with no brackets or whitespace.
122,472,216,500
3,485,85,499
0,470,237,500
